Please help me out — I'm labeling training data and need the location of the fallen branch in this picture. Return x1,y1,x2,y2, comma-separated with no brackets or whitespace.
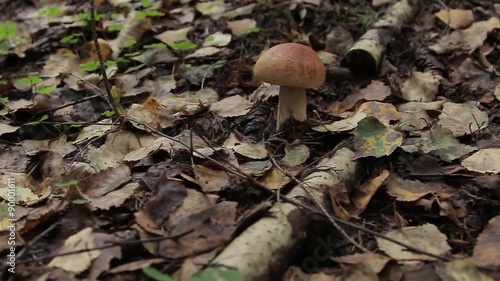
341,0,420,76
211,148,358,281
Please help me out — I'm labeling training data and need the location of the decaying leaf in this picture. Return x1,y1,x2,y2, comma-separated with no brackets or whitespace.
377,224,451,264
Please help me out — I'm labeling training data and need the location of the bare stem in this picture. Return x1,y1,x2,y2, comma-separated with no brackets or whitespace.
277,85,307,128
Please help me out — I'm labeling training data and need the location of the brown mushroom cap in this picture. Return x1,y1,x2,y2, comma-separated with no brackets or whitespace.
253,43,326,88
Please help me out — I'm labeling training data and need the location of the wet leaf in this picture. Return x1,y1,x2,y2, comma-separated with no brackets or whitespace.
354,116,402,158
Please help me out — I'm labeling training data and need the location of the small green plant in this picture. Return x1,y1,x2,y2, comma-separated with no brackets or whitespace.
0,22,18,41
72,199,87,205
54,180,78,188
124,39,137,48
142,267,175,281
36,86,54,95
247,27,261,33
136,10,165,20
102,110,115,117
60,32,83,44
143,43,167,49
107,23,124,31
73,12,106,21
170,41,197,50
26,114,49,126
212,59,227,69
0,22,19,53
358,10,379,32
141,0,154,8
80,61,101,72
18,76,42,86
124,63,146,73
39,6,61,17
0,97,9,103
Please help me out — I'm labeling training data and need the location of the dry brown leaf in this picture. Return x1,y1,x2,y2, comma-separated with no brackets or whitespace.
435,9,474,30
437,102,488,137
48,227,101,273
210,95,253,117
462,148,500,174
401,72,441,102
259,168,291,190
472,216,500,267
377,224,451,264
385,174,438,202
350,170,390,217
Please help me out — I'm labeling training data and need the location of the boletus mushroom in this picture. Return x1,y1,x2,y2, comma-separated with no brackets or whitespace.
254,43,325,134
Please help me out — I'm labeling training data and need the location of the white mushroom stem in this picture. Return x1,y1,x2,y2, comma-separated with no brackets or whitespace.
277,86,307,128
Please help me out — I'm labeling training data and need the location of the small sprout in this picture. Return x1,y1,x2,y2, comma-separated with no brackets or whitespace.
143,43,166,49
39,6,61,17
141,0,153,8
125,63,146,73
0,22,18,41
170,41,197,50
19,76,43,86
124,39,137,48
102,110,115,117
60,33,83,44
108,23,124,31
0,97,9,103
136,10,164,20
125,51,142,57
247,27,261,33
36,86,54,95
54,180,78,188
142,267,175,281
26,114,49,126
80,61,101,72
212,59,227,69
72,199,87,205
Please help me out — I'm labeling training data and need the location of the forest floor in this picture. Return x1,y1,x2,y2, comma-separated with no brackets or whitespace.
0,0,500,280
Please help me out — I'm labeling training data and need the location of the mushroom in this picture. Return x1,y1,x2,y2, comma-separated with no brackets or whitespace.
254,43,326,131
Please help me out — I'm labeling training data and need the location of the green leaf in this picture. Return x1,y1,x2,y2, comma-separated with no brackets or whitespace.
125,51,142,57
247,27,261,33
105,60,118,67
0,97,9,103
60,33,82,44
190,268,243,281
141,0,154,8
143,43,166,49
353,116,402,158
0,22,18,41
0,79,7,85
70,123,83,128
136,10,164,19
108,23,124,31
72,199,87,205
54,180,79,188
142,267,175,281
102,110,115,117
39,6,61,17
19,76,43,85
36,86,54,94
124,39,137,48
125,63,146,73
170,41,197,50
212,59,227,69
26,115,49,126
80,61,101,71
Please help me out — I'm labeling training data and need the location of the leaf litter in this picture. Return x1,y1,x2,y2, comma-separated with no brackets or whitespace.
0,0,500,280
